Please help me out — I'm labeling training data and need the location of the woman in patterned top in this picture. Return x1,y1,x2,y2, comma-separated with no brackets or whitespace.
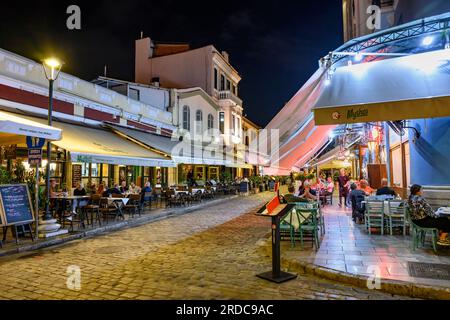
408,184,450,246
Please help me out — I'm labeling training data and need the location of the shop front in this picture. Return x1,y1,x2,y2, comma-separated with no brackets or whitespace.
16,115,175,192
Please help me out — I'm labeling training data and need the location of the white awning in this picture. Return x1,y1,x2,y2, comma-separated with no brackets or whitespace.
0,111,62,144
313,49,450,125
23,116,176,167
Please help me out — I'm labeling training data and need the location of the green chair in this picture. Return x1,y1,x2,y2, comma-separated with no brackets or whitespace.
365,200,385,235
295,206,320,251
406,209,438,253
385,200,407,236
280,209,297,248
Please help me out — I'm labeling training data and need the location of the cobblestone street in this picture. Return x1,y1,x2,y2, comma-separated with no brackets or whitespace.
0,193,409,300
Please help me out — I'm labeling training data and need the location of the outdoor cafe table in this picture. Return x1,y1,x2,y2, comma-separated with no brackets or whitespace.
50,195,91,224
101,197,129,218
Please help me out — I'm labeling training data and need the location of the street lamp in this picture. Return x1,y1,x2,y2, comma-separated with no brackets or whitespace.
42,57,62,220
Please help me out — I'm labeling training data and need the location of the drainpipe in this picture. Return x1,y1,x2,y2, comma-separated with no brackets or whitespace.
384,122,391,187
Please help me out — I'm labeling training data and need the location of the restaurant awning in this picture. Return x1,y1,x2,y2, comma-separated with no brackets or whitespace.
260,68,336,174
313,49,450,125
0,111,62,144
106,123,229,166
24,117,175,167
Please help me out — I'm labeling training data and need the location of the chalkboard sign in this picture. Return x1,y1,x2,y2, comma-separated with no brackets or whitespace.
72,164,82,188
0,184,35,226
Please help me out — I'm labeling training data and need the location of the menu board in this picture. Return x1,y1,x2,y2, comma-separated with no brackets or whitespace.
72,164,82,188
0,184,35,226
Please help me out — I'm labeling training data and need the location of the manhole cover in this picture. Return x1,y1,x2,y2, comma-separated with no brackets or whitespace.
408,262,450,280
93,246,125,254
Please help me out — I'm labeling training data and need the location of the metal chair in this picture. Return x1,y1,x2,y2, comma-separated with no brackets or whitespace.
365,200,385,235
385,200,407,235
406,209,438,253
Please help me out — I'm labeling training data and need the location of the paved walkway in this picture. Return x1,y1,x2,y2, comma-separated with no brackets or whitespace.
282,199,450,289
0,192,406,300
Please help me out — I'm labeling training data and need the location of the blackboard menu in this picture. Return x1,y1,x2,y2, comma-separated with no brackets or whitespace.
0,184,34,226
72,164,82,188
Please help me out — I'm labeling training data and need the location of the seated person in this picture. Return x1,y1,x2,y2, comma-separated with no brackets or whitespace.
325,177,334,195
96,182,106,195
141,182,153,204
72,182,88,214
408,184,450,246
103,183,122,197
376,178,397,197
283,185,309,203
350,183,366,223
119,181,128,194
299,181,317,200
359,179,375,196
129,182,141,194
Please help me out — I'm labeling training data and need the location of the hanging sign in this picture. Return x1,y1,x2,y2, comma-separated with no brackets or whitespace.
26,137,46,166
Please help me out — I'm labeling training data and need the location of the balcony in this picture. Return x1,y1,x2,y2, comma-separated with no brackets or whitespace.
217,90,242,107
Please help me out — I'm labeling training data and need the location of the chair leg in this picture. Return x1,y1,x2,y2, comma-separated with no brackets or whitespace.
432,230,438,253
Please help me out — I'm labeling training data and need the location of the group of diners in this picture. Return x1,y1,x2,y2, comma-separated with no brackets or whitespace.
47,179,154,216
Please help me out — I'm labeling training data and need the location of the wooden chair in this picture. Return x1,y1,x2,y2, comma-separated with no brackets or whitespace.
99,198,119,224
83,194,101,227
123,194,141,218
365,200,385,235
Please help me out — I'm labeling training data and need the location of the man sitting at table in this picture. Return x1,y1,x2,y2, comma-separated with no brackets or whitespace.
71,182,88,215
129,182,141,194
103,183,122,197
376,178,397,198
350,183,366,224
141,182,153,204
299,181,317,200
119,181,128,194
283,185,309,203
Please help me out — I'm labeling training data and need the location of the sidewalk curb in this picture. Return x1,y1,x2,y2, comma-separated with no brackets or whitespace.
0,195,239,258
258,239,450,300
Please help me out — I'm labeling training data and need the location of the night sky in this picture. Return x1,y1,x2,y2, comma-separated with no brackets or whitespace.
0,0,343,126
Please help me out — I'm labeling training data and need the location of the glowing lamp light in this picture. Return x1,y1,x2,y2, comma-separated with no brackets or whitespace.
42,57,63,81
422,36,434,47
354,52,363,62
324,78,331,86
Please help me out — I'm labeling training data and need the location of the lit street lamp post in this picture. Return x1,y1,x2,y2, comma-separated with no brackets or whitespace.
42,58,62,221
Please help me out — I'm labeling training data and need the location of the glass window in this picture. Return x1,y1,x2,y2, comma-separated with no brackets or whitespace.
220,74,225,91
129,88,140,101
207,114,214,130
232,115,236,135
232,84,237,95
237,117,241,137
214,68,218,90
182,105,190,131
195,110,203,135
219,112,225,134
226,79,231,91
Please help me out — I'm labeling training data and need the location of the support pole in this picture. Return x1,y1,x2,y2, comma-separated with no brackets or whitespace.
35,164,40,240
384,122,392,187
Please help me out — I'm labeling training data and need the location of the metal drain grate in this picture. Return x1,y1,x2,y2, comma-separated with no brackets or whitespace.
408,262,450,280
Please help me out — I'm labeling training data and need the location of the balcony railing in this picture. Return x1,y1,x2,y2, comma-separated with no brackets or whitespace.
218,90,242,106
